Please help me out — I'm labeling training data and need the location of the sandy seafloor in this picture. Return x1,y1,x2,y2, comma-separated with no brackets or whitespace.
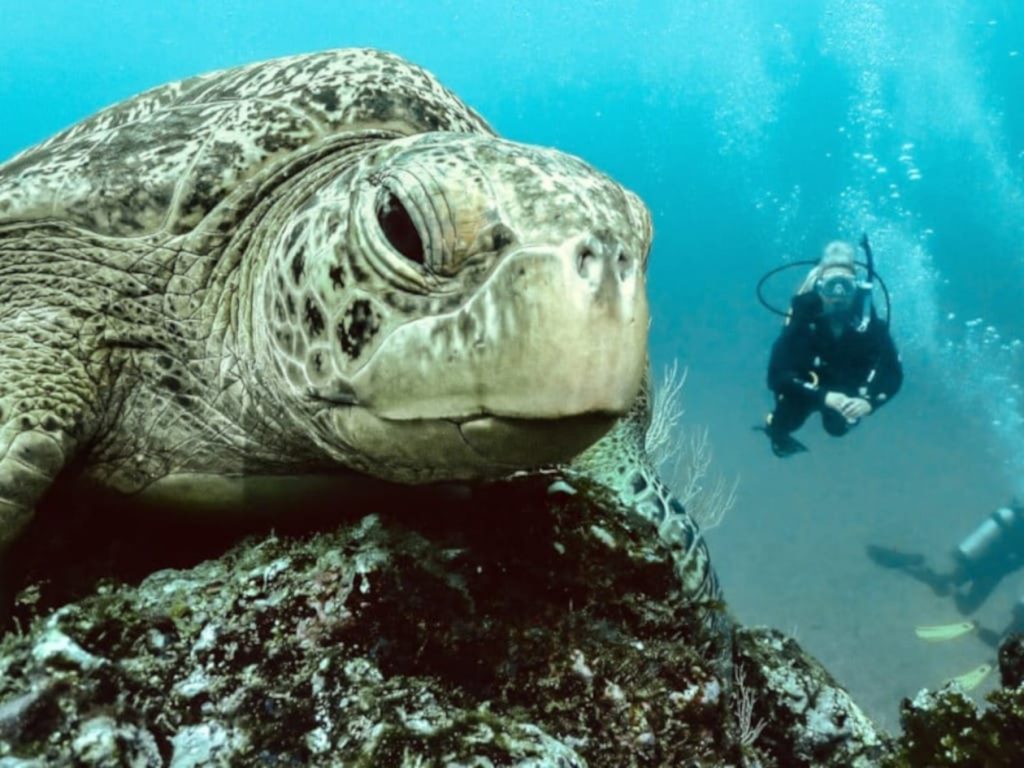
665,328,1024,733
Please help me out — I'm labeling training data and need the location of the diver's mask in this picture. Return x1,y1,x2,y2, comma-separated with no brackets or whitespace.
815,272,857,304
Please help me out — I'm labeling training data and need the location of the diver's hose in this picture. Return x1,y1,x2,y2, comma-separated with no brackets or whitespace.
755,254,891,326
859,233,876,284
755,259,819,317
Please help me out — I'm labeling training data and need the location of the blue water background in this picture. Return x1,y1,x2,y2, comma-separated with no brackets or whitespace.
5,0,1024,729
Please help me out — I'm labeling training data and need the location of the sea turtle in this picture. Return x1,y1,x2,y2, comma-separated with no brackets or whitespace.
0,49,718,613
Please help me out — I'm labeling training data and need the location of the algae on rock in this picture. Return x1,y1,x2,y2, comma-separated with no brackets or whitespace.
0,480,892,766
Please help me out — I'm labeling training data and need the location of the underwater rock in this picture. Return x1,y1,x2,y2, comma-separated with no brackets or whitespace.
999,631,1024,689
0,482,891,767
885,632,1024,767
732,627,891,768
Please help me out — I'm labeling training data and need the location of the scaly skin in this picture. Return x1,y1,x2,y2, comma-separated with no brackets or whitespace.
0,48,721,622
564,367,724,614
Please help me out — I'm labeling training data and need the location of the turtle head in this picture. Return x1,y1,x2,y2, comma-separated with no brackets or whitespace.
258,133,650,481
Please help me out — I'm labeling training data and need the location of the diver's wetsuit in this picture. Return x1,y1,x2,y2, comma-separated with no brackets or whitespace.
766,291,902,443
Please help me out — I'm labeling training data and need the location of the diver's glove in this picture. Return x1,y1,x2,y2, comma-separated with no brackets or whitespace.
824,392,872,422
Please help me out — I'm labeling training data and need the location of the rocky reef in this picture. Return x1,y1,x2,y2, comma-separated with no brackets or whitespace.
1,479,1015,767
881,633,1024,767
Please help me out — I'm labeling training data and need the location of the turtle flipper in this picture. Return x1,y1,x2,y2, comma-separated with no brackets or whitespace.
563,368,725,615
0,428,69,550
563,453,723,614
0,326,97,559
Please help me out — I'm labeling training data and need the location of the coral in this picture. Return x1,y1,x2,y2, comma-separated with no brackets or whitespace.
648,361,738,532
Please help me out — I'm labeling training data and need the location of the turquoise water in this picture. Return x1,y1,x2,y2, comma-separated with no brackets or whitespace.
5,0,1024,729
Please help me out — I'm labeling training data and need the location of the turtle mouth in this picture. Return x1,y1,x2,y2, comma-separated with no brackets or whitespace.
452,411,618,465
325,403,617,479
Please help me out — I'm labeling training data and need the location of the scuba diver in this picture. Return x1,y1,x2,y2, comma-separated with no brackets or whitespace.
868,501,1024,650
758,237,903,458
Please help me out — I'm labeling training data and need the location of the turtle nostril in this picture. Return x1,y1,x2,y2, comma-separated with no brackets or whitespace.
575,242,599,277
616,249,634,278
574,237,633,282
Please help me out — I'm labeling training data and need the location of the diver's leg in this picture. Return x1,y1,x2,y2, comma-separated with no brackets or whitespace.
866,544,959,595
768,392,812,433
954,567,1006,614
763,393,812,456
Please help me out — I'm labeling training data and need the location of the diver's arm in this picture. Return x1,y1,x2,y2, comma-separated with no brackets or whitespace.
767,324,825,404
863,325,903,409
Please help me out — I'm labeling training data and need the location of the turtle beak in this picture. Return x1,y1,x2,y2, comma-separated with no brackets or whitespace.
349,235,648,422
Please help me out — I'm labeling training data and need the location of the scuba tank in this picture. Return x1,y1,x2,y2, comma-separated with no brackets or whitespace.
953,504,1024,575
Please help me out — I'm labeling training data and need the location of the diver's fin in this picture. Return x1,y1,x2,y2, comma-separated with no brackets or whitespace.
914,621,975,642
771,433,807,458
867,545,925,570
945,662,992,691
752,425,807,458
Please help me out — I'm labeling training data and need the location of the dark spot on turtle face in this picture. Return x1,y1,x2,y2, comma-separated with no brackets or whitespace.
310,86,340,112
669,498,686,517
313,352,323,373
328,265,346,290
286,295,296,319
337,299,381,359
349,260,369,283
175,394,193,409
304,299,325,337
256,129,301,154
42,416,60,432
19,417,32,430
160,376,182,393
630,473,647,494
491,224,515,251
291,248,306,284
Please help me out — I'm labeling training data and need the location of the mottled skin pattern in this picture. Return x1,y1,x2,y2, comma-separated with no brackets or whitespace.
0,49,720,614
566,369,720,607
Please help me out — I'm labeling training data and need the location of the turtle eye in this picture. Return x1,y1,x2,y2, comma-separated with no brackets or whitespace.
376,190,425,265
